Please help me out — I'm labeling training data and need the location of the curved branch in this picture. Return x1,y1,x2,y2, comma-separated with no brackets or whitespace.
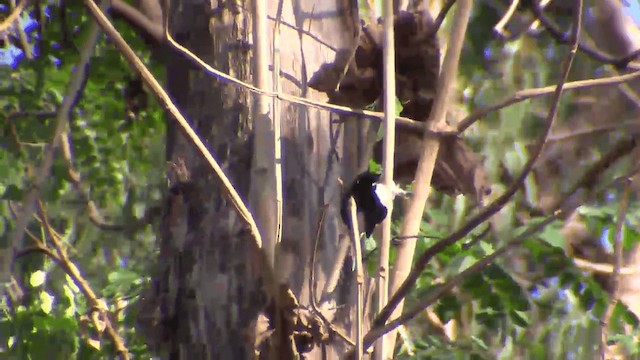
109,0,163,44
531,0,640,70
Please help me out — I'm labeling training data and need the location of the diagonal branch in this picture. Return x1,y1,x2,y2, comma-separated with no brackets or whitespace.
366,0,584,350
531,0,640,70
366,132,633,344
37,201,130,359
0,0,26,32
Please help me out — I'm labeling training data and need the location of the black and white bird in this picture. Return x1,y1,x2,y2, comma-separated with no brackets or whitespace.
340,171,409,238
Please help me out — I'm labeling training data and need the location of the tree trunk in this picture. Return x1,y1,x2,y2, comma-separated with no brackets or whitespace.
137,0,361,358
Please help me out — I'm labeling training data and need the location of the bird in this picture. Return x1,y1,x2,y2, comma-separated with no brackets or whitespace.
340,171,409,238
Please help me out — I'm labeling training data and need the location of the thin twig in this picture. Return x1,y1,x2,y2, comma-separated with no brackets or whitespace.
6,111,57,120
5,0,107,286
0,0,26,32
573,257,635,275
429,0,457,37
308,205,354,347
367,0,584,351
376,0,397,358
600,177,632,358
9,0,32,59
37,201,130,359
493,0,520,38
458,69,640,132
348,198,364,360
547,121,640,142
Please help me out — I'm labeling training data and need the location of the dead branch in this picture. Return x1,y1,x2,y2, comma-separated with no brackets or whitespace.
366,203,569,344
162,13,451,136
430,0,457,37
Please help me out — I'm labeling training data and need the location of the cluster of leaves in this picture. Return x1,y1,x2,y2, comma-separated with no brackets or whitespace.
1,268,149,358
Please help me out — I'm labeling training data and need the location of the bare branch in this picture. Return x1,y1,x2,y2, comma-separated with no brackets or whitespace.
493,0,520,38
367,204,569,343
376,0,398,357
37,201,130,358
601,177,632,358
348,198,364,360
381,1,474,356
531,0,640,70
430,0,457,37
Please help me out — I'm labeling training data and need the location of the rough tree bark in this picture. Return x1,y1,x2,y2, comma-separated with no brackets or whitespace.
135,0,360,358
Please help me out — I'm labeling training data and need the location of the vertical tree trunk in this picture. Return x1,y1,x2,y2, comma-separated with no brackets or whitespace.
137,0,361,358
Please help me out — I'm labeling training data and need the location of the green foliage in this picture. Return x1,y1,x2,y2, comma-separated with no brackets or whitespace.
1,269,150,359
1,1,164,358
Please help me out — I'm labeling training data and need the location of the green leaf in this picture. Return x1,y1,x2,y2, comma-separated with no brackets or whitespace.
1,184,23,200
434,294,460,323
538,223,565,248
509,309,529,327
577,205,614,220
470,336,488,351
39,291,54,314
622,224,640,251
29,270,47,287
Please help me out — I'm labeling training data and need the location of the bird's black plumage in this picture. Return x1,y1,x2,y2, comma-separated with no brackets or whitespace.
340,171,389,238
